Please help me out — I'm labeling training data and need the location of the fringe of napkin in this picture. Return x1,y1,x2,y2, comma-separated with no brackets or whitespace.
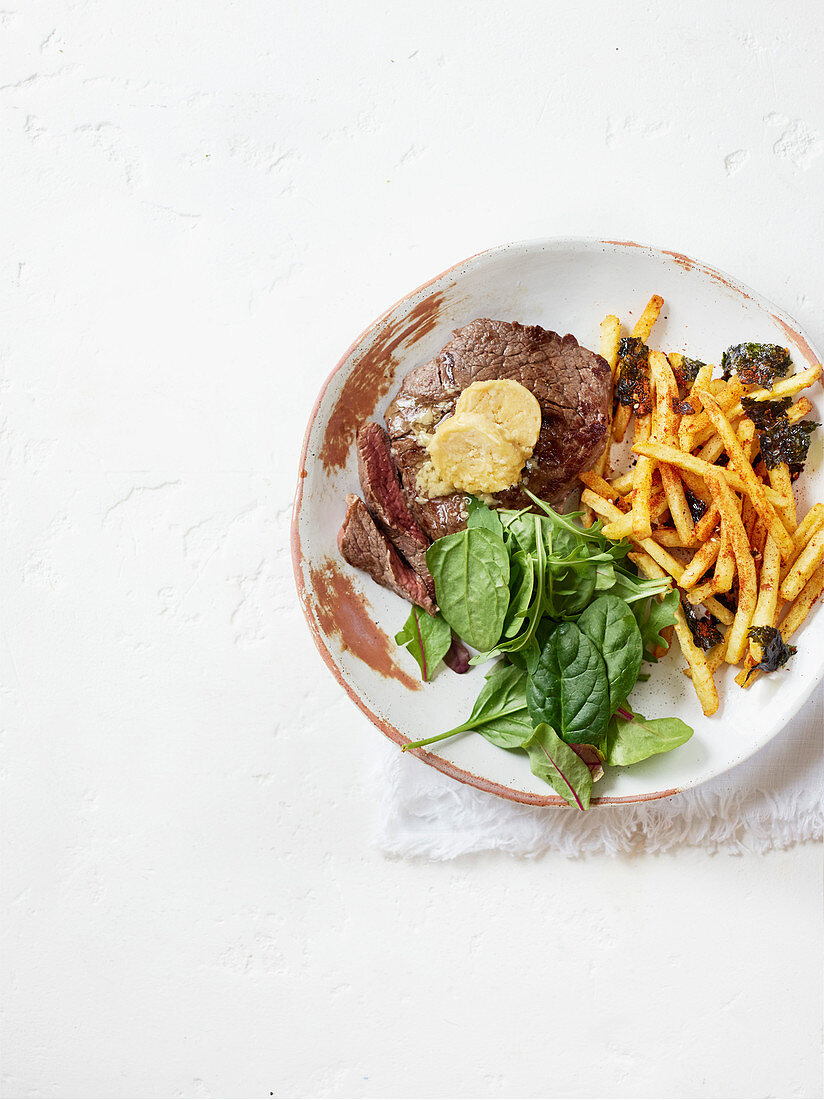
374,686,823,859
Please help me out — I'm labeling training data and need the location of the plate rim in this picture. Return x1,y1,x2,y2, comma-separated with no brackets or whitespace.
292,236,824,807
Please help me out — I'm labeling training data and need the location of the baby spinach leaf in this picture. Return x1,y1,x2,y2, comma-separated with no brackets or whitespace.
545,557,598,618
467,496,505,541
577,595,643,715
426,527,510,653
503,551,534,638
605,709,693,767
632,588,680,662
522,723,594,810
475,515,547,663
527,622,610,747
504,637,541,673
403,662,531,751
395,607,452,681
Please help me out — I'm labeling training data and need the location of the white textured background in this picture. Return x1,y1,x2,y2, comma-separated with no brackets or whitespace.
1,2,822,1098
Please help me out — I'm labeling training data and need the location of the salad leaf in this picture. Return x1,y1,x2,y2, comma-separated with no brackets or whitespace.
403,662,531,751
426,527,510,652
631,588,680,661
467,496,505,541
522,723,594,809
527,621,610,747
605,709,693,767
577,594,643,714
503,550,535,639
395,607,452,681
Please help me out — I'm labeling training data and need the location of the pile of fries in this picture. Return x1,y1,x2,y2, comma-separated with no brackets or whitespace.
578,294,824,717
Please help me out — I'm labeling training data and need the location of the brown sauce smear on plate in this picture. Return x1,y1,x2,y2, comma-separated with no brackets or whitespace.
321,290,445,470
308,558,420,690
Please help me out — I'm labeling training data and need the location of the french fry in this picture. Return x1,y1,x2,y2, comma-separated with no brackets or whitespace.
631,294,664,342
678,468,711,507
677,362,715,449
684,641,727,678
579,470,620,501
611,403,632,444
690,390,795,562
609,471,635,495
683,379,746,448
649,351,695,546
734,536,781,685
653,527,695,548
725,364,823,420
787,502,824,565
631,414,656,539
678,536,722,590
600,492,669,540
694,503,720,542
686,522,735,602
630,441,790,507
624,547,717,712
751,517,768,562
673,602,720,715
768,464,797,533
704,595,735,627
779,526,824,601
600,315,622,375
705,470,757,664
740,563,824,686
696,411,753,470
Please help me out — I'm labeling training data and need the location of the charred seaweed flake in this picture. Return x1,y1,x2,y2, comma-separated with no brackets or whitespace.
721,343,792,387
615,337,654,415
680,593,723,651
745,626,797,678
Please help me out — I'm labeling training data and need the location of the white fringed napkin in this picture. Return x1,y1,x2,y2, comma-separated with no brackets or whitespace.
375,684,823,858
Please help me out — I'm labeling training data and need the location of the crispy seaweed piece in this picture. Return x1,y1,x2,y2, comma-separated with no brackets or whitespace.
683,487,707,522
676,356,705,389
721,343,792,387
759,419,818,472
745,626,797,679
742,396,792,430
742,395,819,473
680,592,723,651
615,337,654,414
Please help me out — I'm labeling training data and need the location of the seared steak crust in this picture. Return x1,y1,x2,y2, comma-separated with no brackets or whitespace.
384,319,611,539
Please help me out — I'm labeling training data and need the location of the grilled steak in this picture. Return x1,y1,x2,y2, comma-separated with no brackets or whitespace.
356,422,435,598
338,494,436,614
385,319,611,539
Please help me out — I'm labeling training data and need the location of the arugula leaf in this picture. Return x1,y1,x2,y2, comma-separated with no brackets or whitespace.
403,662,531,751
395,607,452,681
577,594,643,715
607,563,673,605
527,621,610,747
426,527,510,652
522,723,594,809
632,588,679,661
605,709,693,767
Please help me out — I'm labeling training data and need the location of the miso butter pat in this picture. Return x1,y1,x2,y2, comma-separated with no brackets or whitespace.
455,379,541,453
429,412,525,494
428,379,542,495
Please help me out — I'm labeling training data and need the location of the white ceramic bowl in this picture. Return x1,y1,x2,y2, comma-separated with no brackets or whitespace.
292,239,824,805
